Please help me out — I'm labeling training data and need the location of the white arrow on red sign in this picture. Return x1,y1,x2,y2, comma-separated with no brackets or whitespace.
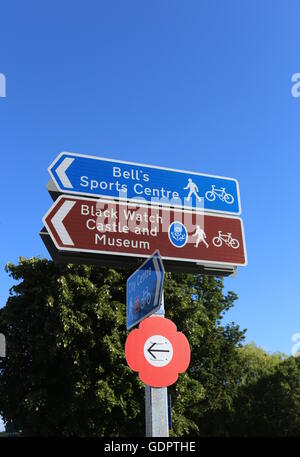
50,200,76,245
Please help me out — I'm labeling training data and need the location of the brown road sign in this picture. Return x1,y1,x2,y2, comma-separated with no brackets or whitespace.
42,195,247,268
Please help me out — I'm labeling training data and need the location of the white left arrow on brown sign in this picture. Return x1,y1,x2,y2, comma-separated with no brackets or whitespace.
50,200,76,246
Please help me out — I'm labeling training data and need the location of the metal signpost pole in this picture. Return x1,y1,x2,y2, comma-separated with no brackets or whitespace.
145,293,169,437
145,385,169,437
0,333,6,358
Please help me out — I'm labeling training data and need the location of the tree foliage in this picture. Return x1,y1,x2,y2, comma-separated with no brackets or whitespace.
228,355,300,436
0,258,143,436
0,257,298,437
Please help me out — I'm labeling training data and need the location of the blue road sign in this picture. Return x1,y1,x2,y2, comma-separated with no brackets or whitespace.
126,250,165,330
48,152,241,215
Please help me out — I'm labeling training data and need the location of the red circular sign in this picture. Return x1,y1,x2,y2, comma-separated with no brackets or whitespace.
125,317,190,387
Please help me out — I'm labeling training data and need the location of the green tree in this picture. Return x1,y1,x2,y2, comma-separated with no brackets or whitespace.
166,273,245,436
236,343,284,387
0,257,245,436
205,343,287,436
228,355,300,436
0,258,143,436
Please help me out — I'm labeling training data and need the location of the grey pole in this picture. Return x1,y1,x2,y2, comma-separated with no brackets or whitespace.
145,385,169,437
145,292,169,437
0,333,6,358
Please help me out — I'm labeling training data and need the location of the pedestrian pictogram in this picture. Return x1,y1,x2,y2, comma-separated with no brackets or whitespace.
184,178,201,202
192,225,209,248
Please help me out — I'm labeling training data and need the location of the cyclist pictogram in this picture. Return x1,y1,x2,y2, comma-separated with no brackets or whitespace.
140,287,151,309
205,185,234,204
212,231,240,249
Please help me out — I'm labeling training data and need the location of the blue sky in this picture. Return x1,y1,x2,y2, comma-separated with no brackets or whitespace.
1,0,300,391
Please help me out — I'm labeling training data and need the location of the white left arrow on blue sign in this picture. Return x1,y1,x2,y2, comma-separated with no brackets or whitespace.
56,157,74,189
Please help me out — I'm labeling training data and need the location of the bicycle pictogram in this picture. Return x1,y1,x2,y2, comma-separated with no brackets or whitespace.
205,185,234,204
212,231,240,249
140,287,151,309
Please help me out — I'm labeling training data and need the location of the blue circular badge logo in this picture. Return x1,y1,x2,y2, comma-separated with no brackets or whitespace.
168,221,188,248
